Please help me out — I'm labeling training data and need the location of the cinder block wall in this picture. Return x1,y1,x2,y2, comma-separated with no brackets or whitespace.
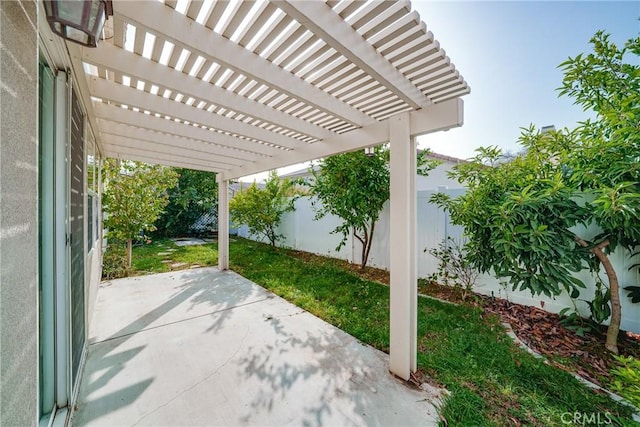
0,1,39,425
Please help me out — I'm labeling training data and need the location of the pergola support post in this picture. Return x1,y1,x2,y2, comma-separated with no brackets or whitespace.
389,112,417,380
217,175,229,271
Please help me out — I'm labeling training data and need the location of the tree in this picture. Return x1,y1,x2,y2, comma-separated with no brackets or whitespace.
557,31,640,353
229,171,296,247
432,32,639,354
155,168,218,237
310,147,439,270
103,160,178,270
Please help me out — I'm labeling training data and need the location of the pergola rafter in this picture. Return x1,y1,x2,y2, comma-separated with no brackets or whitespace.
272,0,431,109
113,0,372,128
94,103,273,158
88,78,303,151
97,121,250,166
83,43,332,141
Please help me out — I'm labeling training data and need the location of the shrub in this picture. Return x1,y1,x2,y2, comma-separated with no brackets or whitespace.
427,237,479,301
610,355,640,409
101,242,128,280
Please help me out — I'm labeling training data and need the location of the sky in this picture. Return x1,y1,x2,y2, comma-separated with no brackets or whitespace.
412,0,639,159
241,1,639,181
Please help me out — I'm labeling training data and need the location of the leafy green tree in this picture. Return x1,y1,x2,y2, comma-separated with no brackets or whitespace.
432,32,639,354
310,147,439,270
103,159,178,270
229,171,296,247
155,168,218,237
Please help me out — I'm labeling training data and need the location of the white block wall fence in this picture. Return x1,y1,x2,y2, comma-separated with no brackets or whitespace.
236,188,640,334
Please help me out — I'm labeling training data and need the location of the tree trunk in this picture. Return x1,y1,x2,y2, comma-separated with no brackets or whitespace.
126,238,133,273
594,245,621,354
576,237,620,354
361,222,376,271
360,226,369,270
267,227,276,247
352,228,366,269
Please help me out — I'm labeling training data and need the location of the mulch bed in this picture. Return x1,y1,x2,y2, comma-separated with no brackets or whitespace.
479,295,640,386
285,249,640,388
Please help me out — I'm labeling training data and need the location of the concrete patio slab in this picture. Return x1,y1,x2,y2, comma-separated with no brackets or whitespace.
172,237,208,247
73,268,444,426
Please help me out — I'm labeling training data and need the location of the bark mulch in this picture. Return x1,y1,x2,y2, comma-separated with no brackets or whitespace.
478,295,640,387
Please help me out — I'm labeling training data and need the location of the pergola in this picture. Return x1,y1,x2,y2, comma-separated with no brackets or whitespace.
75,0,469,381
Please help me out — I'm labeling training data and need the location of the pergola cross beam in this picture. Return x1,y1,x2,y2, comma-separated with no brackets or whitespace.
222,98,463,180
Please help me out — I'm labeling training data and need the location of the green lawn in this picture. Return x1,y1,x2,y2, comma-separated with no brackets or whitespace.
113,237,636,426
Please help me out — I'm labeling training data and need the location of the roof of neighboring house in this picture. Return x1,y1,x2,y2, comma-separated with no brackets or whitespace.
229,181,266,193
279,165,320,179
424,151,469,164
278,151,467,179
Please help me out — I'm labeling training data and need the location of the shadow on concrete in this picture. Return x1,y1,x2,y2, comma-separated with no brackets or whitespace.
75,267,260,425
236,313,417,427
175,269,272,336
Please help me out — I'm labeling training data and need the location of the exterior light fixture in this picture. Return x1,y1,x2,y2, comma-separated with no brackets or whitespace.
364,146,375,157
44,0,113,48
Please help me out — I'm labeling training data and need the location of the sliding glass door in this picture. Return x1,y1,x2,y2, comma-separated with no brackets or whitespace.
38,63,56,421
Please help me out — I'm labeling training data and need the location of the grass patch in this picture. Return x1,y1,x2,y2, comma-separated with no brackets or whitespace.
103,238,218,278
122,237,636,425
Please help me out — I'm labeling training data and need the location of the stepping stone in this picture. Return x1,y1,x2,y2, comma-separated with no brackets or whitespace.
189,265,201,269
157,252,171,256
166,249,176,252
171,262,188,269
161,260,173,264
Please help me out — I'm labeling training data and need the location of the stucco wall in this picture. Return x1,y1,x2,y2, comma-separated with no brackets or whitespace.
0,0,39,425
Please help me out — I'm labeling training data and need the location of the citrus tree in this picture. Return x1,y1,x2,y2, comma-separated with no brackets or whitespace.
103,159,178,270
432,32,639,354
310,147,439,270
229,171,296,247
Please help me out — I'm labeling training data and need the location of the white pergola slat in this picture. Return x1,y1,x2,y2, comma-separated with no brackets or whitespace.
78,0,470,381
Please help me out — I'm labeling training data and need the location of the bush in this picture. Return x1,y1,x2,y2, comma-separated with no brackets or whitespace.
229,171,296,247
427,237,479,301
610,355,640,409
101,242,128,280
